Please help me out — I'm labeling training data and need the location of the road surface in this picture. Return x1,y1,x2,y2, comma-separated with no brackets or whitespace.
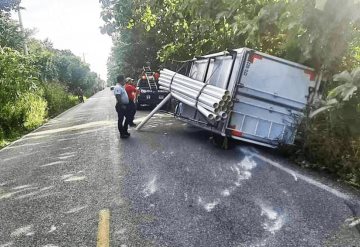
0,89,360,247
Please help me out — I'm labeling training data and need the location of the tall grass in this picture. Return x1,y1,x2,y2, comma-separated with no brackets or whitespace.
0,82,79,148
290,103,360,187
43,82,78,117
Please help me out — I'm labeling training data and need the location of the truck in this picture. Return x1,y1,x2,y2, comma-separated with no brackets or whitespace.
170,48,321,148
136,66,169,109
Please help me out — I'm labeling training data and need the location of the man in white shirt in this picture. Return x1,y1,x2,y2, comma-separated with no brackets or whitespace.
114,75,130,138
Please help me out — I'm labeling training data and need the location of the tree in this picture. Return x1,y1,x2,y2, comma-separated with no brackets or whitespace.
101,0,360,76
310,68,360,136
0,0,21,12
0,13,26,51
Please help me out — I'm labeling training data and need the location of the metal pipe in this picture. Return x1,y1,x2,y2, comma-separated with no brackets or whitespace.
136,94,172,131
168,89,219,114
199,94,221,107
160,76,226,101
170,91,216,120
159,70,234,122
197,105,215,120
225,95,232,101
161,76,229,96
218,111,228,119
159,84,197,100
160,71,229,95
171,92,215,120
159,84,221,108
160,86,219,114
159,80,199,98
198,102,220,114
170,91,195,107
160,74,202,90
221,94,229,101
224,102,231,111
162,82,223,106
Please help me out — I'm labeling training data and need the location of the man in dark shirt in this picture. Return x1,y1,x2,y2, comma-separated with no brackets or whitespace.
125,77,137,127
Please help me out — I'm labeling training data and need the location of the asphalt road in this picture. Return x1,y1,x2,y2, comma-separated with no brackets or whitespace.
1,89,360,247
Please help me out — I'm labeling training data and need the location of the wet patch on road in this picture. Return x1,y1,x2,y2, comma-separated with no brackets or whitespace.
10,225,34,237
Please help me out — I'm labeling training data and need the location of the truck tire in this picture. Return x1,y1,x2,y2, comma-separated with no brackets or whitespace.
212,135,236,150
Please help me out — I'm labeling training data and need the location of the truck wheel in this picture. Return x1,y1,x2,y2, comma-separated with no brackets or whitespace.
212,135,236,150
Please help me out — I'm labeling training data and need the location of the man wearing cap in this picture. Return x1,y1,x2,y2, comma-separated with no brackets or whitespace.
125,77,137,127
114,75,130,138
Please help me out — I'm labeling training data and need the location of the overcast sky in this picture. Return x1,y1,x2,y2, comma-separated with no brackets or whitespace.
18,0,112,80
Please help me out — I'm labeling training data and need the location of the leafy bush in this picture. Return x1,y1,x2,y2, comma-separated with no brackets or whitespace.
16,93,47,130
0,92,47,131
299,117,360,187
43,82,77,117
297,67,360,186
0,127,4,143
0,47,40,107
0,47,43,134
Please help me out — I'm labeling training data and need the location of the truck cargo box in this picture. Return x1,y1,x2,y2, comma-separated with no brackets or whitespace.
174,48,321,148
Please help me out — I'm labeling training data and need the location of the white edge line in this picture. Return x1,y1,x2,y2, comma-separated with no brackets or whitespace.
252,152,350,200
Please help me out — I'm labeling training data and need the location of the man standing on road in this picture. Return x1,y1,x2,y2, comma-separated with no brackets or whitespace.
125,77,137,127
114,75,130,138
76,87,84,103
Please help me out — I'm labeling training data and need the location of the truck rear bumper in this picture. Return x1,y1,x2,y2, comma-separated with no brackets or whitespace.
230,134,277,148
137,93,169,105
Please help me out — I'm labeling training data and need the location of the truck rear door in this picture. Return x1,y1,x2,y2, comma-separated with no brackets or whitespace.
227,51,317,147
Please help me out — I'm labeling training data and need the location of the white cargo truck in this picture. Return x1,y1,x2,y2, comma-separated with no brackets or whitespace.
172,48,321,148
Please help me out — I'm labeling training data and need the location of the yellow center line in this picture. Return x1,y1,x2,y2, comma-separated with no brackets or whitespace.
97,209,110,247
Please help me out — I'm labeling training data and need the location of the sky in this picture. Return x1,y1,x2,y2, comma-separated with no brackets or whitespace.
17,0,113,80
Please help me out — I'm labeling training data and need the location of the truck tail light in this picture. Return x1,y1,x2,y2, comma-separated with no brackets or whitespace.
228,125,243,137
231,130,243,137
249,53,263,63
304,70,316,81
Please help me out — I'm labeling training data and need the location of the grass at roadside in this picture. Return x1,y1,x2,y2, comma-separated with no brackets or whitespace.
0,99,80,149
0,83,82,150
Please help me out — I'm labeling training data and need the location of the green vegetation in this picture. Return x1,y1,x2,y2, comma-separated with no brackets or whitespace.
301,68,360,186
43,82,79,117
0,3,105,148
100,0,360,185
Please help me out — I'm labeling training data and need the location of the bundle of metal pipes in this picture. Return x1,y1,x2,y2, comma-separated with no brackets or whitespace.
159,69,232,121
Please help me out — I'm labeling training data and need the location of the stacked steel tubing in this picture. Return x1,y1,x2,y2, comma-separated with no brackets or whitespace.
159,69,233,121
